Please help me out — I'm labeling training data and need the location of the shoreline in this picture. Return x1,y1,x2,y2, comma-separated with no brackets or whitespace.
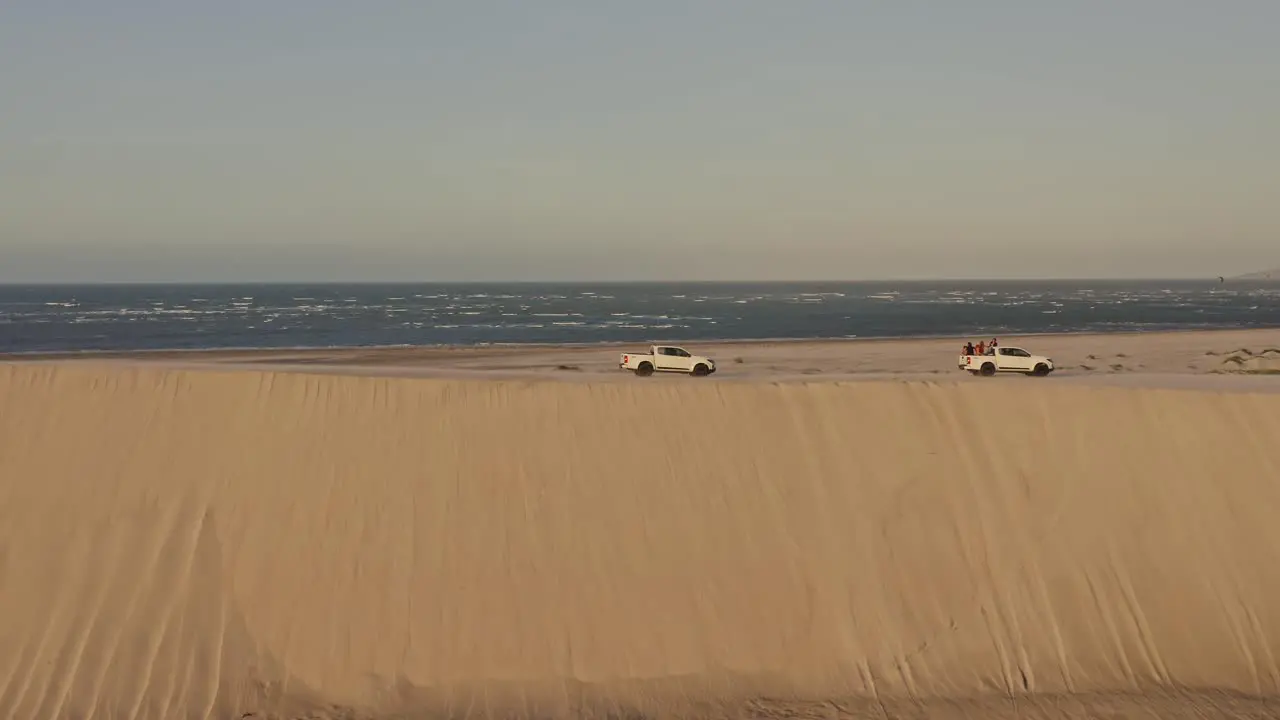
5,323,1280,361
4,327,1277,393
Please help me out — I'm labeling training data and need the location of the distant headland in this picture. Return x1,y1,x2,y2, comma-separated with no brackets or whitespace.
1229,269,1280,281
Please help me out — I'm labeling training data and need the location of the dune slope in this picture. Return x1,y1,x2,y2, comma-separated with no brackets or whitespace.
2,363,1280,719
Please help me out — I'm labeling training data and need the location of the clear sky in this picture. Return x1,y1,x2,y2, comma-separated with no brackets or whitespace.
3,1,1278,282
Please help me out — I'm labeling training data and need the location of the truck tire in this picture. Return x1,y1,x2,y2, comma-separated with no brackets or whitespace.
691,363,709,377
634,362,654,377
979,363,996,377
1031,363,1050,376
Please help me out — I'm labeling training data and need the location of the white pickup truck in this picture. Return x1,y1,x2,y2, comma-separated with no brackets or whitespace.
620,345,717,377
959,346,1055,377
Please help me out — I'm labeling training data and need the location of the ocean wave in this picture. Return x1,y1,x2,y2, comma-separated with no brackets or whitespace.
3,281,1280,353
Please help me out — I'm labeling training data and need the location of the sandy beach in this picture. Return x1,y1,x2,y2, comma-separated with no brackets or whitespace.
3,329,1280,719
13,327,1280,390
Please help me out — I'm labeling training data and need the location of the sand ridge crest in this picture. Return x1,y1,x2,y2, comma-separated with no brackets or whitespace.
3,362,1280,719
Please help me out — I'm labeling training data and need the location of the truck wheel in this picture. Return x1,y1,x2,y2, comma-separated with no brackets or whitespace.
1032,363,1049,376
691,364,709,377
980,363,996,377
634,363,654,377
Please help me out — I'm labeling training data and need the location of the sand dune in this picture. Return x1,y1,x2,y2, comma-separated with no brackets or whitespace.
3,362,1280,719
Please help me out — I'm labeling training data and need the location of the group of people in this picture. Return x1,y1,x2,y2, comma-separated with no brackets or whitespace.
962,338,999,356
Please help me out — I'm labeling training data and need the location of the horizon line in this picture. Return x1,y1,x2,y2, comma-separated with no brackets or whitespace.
0,276,1261,286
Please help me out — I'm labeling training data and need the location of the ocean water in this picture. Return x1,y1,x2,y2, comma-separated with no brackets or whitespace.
2,281,1279,354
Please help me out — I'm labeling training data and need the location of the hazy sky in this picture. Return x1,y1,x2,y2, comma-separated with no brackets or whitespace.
3,1,1278,282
